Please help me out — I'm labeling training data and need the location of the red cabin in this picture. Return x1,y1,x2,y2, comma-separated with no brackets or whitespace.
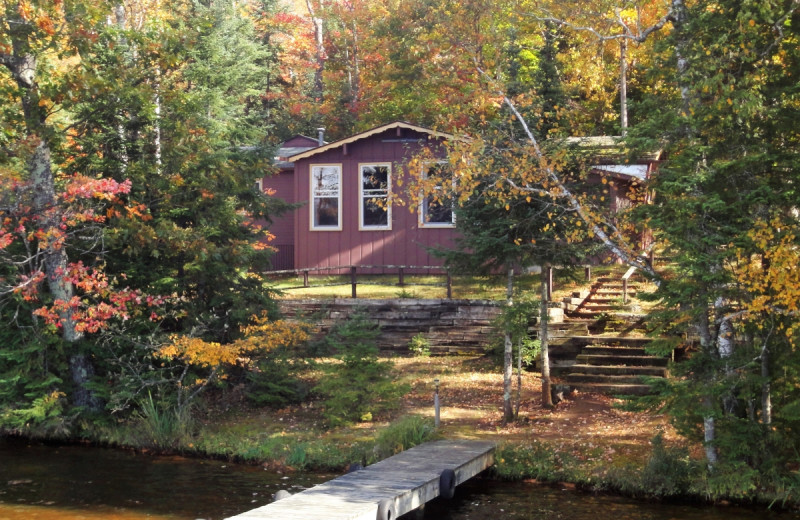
261,122,459,273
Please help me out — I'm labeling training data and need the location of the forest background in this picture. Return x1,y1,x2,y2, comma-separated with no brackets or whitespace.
1,0,800,505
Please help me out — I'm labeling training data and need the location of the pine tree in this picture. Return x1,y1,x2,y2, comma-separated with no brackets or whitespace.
632,0,800,475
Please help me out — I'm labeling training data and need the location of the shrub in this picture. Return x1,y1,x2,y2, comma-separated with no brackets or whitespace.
408,333,431,357
0,390,72,438
493,441,578,482
396,288,418,299
313,311,408,427
134,392,194,449
640,430,695,497
373,415,437,459
245,359,308,408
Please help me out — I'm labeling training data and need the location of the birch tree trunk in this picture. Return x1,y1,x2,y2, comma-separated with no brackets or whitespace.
306,0,326,100
697,303,719,466
515,336,523,418
540,265,553,408
619,39,628,135
502,267,514,424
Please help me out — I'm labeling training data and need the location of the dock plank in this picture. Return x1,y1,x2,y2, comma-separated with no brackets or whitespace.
225,439,495,520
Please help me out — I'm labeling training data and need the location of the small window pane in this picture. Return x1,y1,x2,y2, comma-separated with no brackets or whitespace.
311,165,341,229
422,163,454,226
314,197,339,226
361,165,390,229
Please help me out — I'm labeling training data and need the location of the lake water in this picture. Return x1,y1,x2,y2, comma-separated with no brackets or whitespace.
0,437,795,520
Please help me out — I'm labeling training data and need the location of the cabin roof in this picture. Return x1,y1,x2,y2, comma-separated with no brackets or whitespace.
287,121,456,162
275,135,322,169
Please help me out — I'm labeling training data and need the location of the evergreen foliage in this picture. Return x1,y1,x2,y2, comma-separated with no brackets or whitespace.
629,0,800,478
66,1,284,343
313,312,408,427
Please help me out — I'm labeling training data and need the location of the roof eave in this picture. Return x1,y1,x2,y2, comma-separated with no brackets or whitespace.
286,121,457,162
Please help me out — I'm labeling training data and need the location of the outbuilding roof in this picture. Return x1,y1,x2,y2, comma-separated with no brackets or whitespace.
562,136,663,163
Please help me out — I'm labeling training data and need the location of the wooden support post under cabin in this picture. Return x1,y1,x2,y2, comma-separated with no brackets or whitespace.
303,270,310,288
446,271,452,299
398,267,405,286
351,266,357,298
546,266,553,301
585,266,591,282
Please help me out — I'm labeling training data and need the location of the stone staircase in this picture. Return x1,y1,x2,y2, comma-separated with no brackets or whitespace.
554,274,671,396
565,338,669,395
564,276,637,319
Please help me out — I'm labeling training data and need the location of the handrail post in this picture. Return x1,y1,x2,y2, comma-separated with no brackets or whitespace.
546,266,553,301
398,267,405,286
584,266,591,282
303,270,309,288
446,271,452,299
351,266,357,298
623,277,628,304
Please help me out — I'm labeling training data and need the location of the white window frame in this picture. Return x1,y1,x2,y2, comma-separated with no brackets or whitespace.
310,164,342,231
359,163,392,231
419,162,456,228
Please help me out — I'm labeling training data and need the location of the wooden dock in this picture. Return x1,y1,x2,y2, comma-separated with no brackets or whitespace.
225,439,495,520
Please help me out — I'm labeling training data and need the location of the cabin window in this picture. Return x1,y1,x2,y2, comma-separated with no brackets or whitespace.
420,162,455,228
359,163,391,230
254,179,263,192
310,165,342,230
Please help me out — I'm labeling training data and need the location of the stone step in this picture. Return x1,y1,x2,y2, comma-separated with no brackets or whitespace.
568,382,654,396
568,364,668,377
582,296,618,303
567,310,611,319
582,345,649,356
548,322,591,337
576,354,669,367
593,290,636,298
578,304,617,312
566,373,646,385
551,335,653,347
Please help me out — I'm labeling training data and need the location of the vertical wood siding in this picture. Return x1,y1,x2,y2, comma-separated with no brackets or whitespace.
293,129,457,273
263,168,296,270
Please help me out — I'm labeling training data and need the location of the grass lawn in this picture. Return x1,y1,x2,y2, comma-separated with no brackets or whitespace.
265,265,632,301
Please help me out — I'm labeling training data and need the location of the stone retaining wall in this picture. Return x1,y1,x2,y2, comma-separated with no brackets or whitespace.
278,298,504,354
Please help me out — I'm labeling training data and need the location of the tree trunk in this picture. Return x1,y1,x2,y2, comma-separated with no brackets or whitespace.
761,339,772,426
306,0,326,101
702,396,718,467
697,303,718,466
502,267,514,424
69,353,103,410
515,337,522,418
669,0,692,130
113,4,130,174
4,32,102,412
619,39,628,135
540,265,553,408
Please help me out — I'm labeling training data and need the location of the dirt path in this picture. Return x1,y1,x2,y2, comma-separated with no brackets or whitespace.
395,356,678,462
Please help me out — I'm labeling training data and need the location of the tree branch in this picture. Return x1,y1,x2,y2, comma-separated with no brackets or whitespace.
474,62,656,276
530,5,675,44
